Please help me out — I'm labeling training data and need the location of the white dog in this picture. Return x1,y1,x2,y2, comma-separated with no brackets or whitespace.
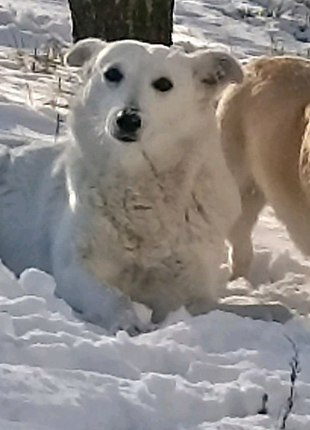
0,39,290,330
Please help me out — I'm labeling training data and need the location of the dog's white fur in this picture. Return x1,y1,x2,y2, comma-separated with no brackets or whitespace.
0,40,291,329
218,55,310,280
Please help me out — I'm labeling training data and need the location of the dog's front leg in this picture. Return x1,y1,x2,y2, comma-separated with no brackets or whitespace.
188,299,292,323
51,222,145,333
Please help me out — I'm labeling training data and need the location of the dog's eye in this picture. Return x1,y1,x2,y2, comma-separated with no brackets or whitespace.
104,67,123,83
152,77,173,92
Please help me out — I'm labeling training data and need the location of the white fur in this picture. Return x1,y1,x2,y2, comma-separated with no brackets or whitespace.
0,40,244,329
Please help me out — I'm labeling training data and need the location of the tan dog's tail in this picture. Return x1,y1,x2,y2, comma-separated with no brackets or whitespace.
299,104,310,207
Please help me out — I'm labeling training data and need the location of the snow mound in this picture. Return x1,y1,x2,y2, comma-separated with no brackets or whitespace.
0,1,71,50
0,261,309,429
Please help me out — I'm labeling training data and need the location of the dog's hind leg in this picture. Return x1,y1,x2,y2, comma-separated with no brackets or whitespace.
216,301,292,323
228,183,266,279
299,107,310,252
218,84,265,279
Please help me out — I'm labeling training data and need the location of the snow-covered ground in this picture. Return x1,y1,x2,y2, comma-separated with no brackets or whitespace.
0,0,310,428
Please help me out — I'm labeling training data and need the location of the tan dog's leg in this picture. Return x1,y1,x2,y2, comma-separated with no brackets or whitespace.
217,84,264,279
229,184,265,279
300,105,310,222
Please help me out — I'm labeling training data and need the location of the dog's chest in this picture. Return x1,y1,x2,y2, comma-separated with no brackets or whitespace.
77,168,213,290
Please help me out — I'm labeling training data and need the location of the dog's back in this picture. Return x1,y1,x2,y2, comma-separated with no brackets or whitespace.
218,56,310,277
0,141,65,275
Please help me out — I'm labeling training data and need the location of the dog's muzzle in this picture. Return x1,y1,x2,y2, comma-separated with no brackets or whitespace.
113,107,142,143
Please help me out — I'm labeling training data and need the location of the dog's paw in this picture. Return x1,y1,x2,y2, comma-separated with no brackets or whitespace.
109,303,154,335
218,302,293,324
260,303,293,323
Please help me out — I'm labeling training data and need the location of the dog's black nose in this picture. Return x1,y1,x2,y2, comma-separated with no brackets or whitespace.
116,108,142,134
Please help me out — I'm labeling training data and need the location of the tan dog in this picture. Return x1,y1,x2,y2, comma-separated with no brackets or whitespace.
217,55,310,279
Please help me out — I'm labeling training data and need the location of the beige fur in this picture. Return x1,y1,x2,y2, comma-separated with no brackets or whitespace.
217,55,310,279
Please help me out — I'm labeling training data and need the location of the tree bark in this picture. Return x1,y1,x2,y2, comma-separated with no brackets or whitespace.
68,0,174,46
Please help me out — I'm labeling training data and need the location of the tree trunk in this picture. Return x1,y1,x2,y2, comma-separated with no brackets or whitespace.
68,0,174,46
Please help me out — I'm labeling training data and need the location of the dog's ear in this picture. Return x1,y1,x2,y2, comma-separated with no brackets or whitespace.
66,38,106,67
191,50,243,95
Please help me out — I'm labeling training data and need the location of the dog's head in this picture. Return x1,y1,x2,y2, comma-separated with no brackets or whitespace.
66,38,242,169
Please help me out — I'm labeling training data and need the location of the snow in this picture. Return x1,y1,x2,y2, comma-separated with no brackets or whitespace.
0,0,309,429
0,0,70,50
1,261,310,430
174,0,310,58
